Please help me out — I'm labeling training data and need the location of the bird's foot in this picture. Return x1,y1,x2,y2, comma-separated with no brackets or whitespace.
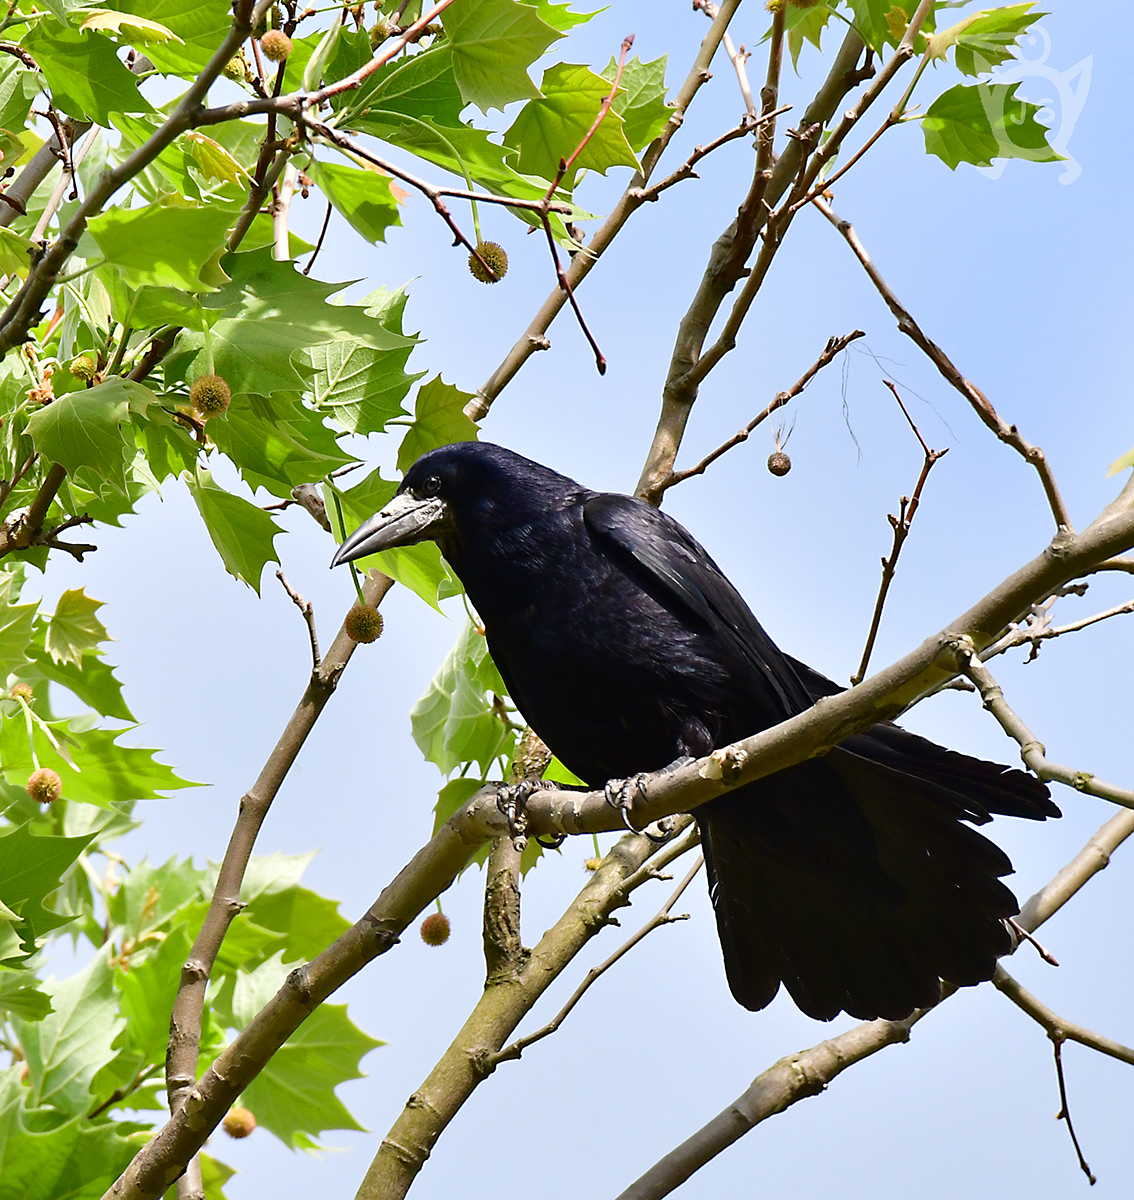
496,779,565,851
603,772,670,842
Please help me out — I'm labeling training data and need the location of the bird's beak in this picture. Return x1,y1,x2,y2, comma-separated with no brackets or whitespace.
330,492,448,567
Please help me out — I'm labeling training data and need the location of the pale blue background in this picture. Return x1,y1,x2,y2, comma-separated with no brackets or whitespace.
40,3,1134,1197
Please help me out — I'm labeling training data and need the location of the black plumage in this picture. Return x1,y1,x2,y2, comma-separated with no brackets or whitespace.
333,442,1059,1021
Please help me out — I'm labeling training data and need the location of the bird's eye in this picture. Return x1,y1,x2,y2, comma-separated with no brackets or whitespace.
420,474,442,497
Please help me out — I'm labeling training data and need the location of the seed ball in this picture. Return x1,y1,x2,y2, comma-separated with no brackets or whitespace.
767,450,792,477
189,373,232,420
10,683,33,701
583,856,602,873
344,602,384,644
70,355,97,381
260,29,292,61
468,241,509,284
221,54,247,82
420,912,451,946
223,1107,256,1138
26,767,62,805
369,15,392,47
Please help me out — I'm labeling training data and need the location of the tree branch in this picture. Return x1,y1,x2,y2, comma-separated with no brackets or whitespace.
812,197,1074,534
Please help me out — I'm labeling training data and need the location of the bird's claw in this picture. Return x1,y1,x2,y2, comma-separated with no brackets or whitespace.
603,772,671,842
496,779,552,851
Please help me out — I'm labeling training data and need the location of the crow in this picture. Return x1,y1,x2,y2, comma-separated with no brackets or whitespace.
332,441,1059,1021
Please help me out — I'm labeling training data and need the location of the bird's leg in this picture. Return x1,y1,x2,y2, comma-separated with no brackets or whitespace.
604,758,692,842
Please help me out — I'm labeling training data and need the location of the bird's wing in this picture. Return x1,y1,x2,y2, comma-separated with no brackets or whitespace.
582,492,815,719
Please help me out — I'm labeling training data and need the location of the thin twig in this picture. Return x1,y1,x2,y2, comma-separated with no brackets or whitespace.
0,451,36,511
693,1,755,115
1006,916,1059,966
986,598,1134,663
1054,1039,1098,1186
850,382,948,684
275,568,320,668
663,330,865,492
812,197,1074,534
493,844,703,1065
303,200,333,275
953,636,1134,812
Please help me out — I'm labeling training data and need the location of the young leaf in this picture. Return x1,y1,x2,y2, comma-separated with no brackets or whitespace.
187,467,283,593
79,9,184,43
922,81,1062,169
45,589,109,667
504,62,638,184
0,822,94,960
113,0,234,78
444,0,564,112
230,953,382,1148
928,4,1044,76
306,158,402,245
602,55,670,154
23,25,153,124
12,948,123,1117
396,376,479,471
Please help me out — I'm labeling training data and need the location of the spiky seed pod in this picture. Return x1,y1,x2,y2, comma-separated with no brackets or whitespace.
767,450,792,477
583,856,602,873
26,767,62,805
369,14,393,47
70,355,97,381
189,373,232,420
344,602,384,644
468,241,509,284
420,912,451,946
221,54,247,82
260,29,292,61
223,1107,257,1139
10,683,33,701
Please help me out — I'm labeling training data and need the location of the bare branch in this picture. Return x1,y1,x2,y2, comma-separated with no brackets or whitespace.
492,838,702,1065
954,638,1134,812
850,381,948,684
812,197,1074,534
275,569,320,669
662,330,864,492
1053,1038,1098,1186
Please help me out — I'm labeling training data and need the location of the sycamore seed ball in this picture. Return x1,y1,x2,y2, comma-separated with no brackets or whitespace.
189,373,232,420
260,29,292,61
223,1107,257,1139
70,355,97,381
468,241,509,284
767,450,792,477
27,767,62,805
221,54,246,82
420,912,451,946
10,682,32,701
583,856,602,873
344,602,384,644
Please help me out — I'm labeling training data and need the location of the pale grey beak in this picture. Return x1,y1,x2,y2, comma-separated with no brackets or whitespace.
330,492,448,567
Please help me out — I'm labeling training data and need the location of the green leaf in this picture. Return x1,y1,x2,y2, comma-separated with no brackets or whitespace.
25,645,135,722
328,469,455,611
115,0,233,78
12,948,122,1116
0,56,35,136
207,390,354,500
0,229,35,278
410,619,515,776
929,4,1044,76
846,0,934,53
106,855,205,940
114,921,192,1067
504,62,638,184
0,822,93,960
184,131,248,185
243,884,351,964
922,81,1062,169
23,25,152,124
0,1105,139,1200
444,0,564,111
529,0,598,31
186,466,283,592
306,158,402,245
183,249,414,400
79,9,184,43
602,55,670,153
231,953,381,1148
1107,447,1134,476
0,599,37,678
87,203,239,292
785,4,832,71
45,589,109,667
26,379,151,494
0,969,52,1021
396,376,479,472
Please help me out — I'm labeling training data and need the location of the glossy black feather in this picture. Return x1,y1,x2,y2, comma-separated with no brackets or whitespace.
393,443,1059,1021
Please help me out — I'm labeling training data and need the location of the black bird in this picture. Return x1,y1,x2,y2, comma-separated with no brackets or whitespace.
333,442,1059,1021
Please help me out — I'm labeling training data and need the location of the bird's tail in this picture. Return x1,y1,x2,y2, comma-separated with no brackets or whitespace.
700,735,1058,1021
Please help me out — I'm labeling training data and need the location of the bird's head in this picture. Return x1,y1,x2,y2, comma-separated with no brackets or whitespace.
330,441,576,569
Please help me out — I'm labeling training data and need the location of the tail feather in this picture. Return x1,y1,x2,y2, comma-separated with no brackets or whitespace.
700,730,1053,1021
